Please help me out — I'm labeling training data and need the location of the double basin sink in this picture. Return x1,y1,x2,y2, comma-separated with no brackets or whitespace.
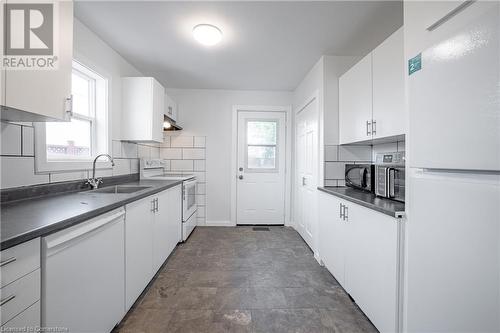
85,185,151,194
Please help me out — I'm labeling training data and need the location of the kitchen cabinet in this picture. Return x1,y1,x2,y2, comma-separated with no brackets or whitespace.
372,27,405,139
318,192,401,332
339,54,372,144
318,191,346,286
339,27,405,144
125,195,155,310
122,77,165,142
153,185,182,271
1,1,74,122
165,93,178,122
126,185,182,310
0,238,40,328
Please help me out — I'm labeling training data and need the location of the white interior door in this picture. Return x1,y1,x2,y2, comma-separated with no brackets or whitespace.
295,100,318,248
236,111,286,225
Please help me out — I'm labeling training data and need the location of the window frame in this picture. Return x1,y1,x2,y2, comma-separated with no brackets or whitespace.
244,119,279,173
34,59,110,173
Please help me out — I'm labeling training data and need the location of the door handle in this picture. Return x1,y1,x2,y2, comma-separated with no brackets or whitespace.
366,120,372,136
339,203,343,219
151,199,156,212
372,120,377,136
0,257,16,267
155,198,159,212
302,177,307,186
344,206,349,221
0,295,16,307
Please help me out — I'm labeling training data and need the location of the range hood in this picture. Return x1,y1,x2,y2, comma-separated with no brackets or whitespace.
163,115,183,131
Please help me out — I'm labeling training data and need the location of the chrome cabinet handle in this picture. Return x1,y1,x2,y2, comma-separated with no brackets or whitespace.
339,203,343,219
344,206,349,221
155,198,159,212
0,257,16,267
0,295,15,307
302,177,307,186
372,120,377,136
366,120,371,136
151,199,155,212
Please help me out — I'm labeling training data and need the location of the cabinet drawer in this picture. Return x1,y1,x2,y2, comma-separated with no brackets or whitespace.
1,300,40,330
0,269,40,325
1,238,40,288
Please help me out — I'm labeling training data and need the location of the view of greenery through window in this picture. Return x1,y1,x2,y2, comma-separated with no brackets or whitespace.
247,121,277,169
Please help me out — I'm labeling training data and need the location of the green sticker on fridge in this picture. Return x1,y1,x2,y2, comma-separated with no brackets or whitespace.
408,53,422,75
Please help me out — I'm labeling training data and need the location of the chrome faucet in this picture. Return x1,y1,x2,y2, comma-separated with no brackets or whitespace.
86,154,115,189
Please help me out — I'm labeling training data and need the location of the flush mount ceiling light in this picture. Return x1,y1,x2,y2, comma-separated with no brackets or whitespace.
193,24,222,46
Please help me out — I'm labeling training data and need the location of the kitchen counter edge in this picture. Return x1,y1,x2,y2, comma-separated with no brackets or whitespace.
0,180,183,250
317,186,405,218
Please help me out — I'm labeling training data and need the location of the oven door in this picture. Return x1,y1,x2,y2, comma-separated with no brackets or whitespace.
183,179,197,221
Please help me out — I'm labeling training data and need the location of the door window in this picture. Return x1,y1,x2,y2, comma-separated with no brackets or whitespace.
245,120,278,171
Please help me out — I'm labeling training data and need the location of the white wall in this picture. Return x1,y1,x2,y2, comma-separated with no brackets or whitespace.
165,89,292,225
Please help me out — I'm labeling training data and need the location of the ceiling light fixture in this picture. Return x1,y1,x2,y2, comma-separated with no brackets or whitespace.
193,24,222,46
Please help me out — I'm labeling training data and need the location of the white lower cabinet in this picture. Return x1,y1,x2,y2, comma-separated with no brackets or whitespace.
126,185,182,310
318,191,401,332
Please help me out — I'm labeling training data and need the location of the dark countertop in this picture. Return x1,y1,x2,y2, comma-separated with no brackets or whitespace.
1,179,183,250
318,186,405,218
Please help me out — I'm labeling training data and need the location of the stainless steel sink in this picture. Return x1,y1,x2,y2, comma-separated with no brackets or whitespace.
89,185,151,194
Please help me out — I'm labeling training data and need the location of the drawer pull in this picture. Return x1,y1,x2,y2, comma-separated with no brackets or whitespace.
0,294,15,306
0,257,16,267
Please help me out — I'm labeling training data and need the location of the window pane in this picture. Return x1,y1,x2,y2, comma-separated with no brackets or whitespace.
248,146,276,169
72,72,91,116
46,118,92,159
247,121,277,145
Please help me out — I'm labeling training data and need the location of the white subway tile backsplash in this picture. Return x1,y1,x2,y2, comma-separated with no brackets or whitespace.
121,142,138,158
193,172,206,182
162,160,171,171
194,136,206,148
171,160,194,171
112,141,122,158
160,148,182,160
93,168,113,178
1,156,49,188
22,126,34,156
112,159,131,176
130,159,139,174
325,162,345,180
161,135,171,147
194,160,206,172
196,183,206,195
137,145,151,159
150,146,160,159
339,145,372,161
171,136,193,148
337,179,346,187
183,148,205,160
50,171,88,183
324,145,338,162
1,123,21,156
196,194,206,205
324,179,338,186
197,206,206,218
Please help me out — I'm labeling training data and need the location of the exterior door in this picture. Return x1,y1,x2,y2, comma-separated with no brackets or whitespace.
295,100,318,248
236,111,286,225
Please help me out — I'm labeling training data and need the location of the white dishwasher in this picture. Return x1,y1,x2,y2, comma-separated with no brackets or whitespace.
42,208,125,333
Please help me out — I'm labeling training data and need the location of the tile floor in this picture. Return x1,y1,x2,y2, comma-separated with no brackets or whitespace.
114,226,377,333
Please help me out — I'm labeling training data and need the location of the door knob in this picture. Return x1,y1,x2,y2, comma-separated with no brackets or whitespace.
239,175,244,180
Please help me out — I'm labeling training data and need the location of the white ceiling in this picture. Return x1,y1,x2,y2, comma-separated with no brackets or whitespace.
75,1,403,91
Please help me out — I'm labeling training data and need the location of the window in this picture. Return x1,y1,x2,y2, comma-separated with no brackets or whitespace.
246,120,278,170
35,60,109,172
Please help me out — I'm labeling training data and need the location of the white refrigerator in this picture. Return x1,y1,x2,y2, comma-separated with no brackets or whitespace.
404,1,500,332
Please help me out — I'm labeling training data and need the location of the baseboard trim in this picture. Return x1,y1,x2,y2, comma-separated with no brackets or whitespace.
204,220,235,227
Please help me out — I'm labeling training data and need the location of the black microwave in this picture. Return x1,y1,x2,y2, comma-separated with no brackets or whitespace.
345,164,375,192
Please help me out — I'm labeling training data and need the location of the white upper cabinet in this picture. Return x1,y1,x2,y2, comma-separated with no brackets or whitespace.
122,77,165,143
165,93,178,122
372,27,405,139
339,54,373,144
1,1,73,122
339,26,405,144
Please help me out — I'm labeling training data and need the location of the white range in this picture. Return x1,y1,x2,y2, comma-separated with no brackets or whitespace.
140,159,197,241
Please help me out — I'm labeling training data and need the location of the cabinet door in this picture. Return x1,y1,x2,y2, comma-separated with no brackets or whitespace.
152,79,164,142
345,203,399,333
318,192,346,287
125,196,154,310
4,1,73,121
339,54,373,144
372,27,405,139
153,186,181,272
